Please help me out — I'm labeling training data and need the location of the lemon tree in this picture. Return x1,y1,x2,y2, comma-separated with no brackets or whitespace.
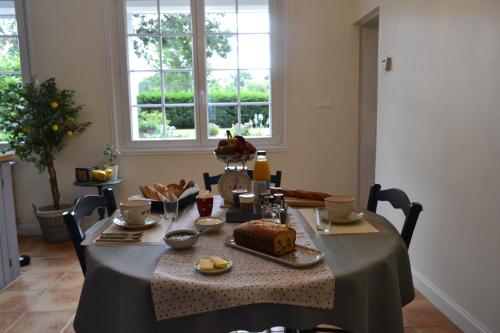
0,77,91,210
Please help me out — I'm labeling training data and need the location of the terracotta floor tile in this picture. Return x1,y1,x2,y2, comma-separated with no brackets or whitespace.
60,315,75,333
403,299,451,328
30,289,81,312
6,272,64,291
415,324,462,333
21,257,77,273
28,244,76,259
0,291,43,313
415,289,424,300
405,328,416,333
4,311,74,333
0,312,22,332
52,272,84,290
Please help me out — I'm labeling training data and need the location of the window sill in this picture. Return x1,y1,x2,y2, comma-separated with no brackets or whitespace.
116,143,289,156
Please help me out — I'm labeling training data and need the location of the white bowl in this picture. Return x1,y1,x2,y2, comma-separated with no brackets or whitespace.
163,229,199,249
194,217,225,233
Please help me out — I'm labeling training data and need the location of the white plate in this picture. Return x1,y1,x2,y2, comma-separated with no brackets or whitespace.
316,208,364,224
113,215,160,230
196,257,233,275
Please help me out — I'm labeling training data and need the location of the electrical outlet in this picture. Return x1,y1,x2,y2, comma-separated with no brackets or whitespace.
315,99,333,109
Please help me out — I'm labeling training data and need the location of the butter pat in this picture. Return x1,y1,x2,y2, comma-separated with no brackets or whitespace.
209,256,229,269
198,258,214,271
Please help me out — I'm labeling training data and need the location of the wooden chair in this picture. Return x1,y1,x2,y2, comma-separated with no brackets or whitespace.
203,170,282,191
290,185,423,333
63,188,117,275
367,183,423,249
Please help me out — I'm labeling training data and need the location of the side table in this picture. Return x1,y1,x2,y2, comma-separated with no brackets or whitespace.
73,178,124,219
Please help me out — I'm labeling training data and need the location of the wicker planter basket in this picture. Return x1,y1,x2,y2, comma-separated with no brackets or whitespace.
33,204,73,243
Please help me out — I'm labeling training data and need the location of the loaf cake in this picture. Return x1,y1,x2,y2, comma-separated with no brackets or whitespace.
233,220,296,256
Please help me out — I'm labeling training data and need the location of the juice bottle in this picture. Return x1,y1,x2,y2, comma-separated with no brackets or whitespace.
253,151,271,182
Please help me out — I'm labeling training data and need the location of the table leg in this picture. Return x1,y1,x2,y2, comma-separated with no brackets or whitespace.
97,185,105,219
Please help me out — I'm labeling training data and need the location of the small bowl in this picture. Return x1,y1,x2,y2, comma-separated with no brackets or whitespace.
163,229,199,249
194,217,225,233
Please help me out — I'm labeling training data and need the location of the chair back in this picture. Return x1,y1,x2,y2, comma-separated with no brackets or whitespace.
63,188,117,274
367,183,423,249
203,170,282,191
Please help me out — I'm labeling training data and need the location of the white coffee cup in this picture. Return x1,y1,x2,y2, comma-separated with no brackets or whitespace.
324,196,355,220
120,200,151,225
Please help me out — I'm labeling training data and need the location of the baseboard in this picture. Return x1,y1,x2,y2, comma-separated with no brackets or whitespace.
412,268,492,333
17,223,41,235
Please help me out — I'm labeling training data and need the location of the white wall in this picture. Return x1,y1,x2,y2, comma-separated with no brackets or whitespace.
353,1,500,332
16,0,359,232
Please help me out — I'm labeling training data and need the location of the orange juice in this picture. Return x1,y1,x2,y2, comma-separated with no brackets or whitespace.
253,151,270,181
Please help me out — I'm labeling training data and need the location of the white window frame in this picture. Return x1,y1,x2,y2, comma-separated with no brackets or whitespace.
104,0,288,154
0,0,31,149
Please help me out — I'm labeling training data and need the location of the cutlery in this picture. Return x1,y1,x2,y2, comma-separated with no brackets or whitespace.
99,232,143,240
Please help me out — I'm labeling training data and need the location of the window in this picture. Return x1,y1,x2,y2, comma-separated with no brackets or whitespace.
0,0,29,144
106,0,286,153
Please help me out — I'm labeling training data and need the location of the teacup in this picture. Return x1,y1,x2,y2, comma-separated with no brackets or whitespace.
120,200,151,225
324,196,355,220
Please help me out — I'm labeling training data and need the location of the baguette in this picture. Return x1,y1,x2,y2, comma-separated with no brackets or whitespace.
270,188,331,201
140,185,166,201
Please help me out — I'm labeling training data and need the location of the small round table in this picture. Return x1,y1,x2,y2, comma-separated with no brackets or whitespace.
73,178,124,218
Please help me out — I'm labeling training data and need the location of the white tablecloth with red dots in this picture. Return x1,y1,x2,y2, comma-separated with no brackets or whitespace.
150,203,335,321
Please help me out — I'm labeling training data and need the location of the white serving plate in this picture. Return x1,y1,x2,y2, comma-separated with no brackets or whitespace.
316,208,364,224
195,257,233,275
113,215,160,230
225,236,324,268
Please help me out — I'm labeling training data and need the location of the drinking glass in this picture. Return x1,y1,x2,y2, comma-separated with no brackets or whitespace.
316,207,334,232
163,195,179,222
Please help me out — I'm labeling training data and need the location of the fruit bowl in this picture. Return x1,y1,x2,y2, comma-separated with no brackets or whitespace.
214,130,257,164
214,152,255,164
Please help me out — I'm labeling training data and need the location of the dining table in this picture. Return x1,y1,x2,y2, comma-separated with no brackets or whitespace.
74,196,414,333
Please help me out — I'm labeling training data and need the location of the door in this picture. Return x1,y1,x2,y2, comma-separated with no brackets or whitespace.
358,13,379,207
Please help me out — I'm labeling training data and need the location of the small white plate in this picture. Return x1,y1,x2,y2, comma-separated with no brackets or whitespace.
317,208,364,224
196,257,233,275
113,215,160,230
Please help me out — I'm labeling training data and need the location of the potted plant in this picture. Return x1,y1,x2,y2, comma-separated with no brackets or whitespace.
0,78,91,243
103,144,119,180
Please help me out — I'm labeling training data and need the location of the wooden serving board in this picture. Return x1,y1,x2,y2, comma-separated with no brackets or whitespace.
285,196,325,207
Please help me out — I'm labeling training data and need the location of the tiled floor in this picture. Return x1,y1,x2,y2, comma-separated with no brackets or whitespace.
0,236,463,333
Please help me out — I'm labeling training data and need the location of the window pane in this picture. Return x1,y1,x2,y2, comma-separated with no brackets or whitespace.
128,36,160,70
207,70,237,103
238,34,269,69
206,0,236,33
238,0,269,33
164,71,194,102
208,104,237,138
162,36,193,69
160,0,192,33
126,0,158,34
134,106,164,139
166,107,195,139
241,104,270,138
206,35,237,69
239,69,269,98
129,71,161,105
0,37,20,72
0,18,17,36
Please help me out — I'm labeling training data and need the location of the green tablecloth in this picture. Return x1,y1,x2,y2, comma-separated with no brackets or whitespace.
75,207,413,333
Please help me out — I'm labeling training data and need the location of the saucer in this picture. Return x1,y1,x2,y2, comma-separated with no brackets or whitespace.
196,257,233,275
318,208,364,224
113,215,160,230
